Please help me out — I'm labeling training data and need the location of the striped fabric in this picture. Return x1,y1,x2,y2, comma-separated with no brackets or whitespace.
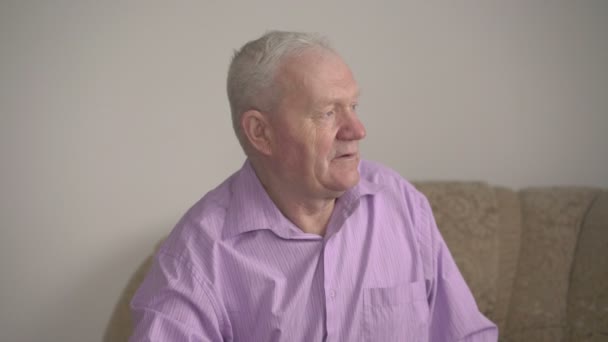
130,159,497,341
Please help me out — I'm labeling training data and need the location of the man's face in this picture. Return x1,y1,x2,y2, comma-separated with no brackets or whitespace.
267,50,366,199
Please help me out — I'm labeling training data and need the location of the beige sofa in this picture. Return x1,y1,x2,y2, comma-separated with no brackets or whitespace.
104,182,608,341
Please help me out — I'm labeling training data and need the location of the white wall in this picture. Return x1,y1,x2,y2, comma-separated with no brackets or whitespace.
1,1,606,341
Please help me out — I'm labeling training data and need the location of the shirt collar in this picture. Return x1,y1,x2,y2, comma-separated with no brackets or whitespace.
222,159,383,240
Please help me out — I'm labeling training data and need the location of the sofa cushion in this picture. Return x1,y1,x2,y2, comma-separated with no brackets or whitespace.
505,188,598,342
567,190,608,341
493,187,523,332
413,182,499,321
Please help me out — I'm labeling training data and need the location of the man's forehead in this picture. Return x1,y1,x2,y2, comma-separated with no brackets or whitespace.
277,50,358,96
314,85,360,106
279,49,348,78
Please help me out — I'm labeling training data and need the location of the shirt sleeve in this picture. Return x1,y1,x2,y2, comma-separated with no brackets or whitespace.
129,252,229,342
416,195,499,342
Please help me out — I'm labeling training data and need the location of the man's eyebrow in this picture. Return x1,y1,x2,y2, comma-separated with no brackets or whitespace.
315,89,361,107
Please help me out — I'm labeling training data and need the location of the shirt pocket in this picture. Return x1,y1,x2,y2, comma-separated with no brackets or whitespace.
363,280,429,342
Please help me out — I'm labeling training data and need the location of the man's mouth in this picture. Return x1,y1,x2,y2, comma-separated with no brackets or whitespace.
336,152,357,159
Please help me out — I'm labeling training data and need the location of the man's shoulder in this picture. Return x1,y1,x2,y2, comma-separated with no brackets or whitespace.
186,173,237,228
158,171,238,257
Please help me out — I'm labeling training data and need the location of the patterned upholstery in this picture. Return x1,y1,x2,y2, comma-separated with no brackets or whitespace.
492,187,523,332
413,182,500,319
567,191,608,341
504,188,598,341
413,184,604,342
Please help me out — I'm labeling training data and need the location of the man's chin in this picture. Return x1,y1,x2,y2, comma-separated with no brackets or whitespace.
327,171,360,193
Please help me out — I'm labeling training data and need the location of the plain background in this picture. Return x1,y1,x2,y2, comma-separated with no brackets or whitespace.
1,1,607,341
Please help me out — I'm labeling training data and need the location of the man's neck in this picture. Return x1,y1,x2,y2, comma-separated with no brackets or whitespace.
277,195,336,236
251,161,338,236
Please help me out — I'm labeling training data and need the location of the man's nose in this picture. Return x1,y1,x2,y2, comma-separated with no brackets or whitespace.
337,112,366,141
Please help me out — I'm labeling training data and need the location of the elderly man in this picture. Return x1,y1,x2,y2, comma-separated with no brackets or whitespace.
130,31,498,341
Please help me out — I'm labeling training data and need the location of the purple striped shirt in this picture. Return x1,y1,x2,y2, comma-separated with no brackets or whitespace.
130,159,497,341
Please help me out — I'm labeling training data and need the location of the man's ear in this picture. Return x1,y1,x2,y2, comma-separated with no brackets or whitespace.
241,110,272,156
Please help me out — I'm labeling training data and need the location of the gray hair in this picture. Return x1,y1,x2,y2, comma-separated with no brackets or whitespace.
227,30,334,150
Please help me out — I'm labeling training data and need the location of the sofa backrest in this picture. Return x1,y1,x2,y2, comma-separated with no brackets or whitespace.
492,187,523,332
414,183,603,341
413,182,502,324
505,188,598,341
567,190,608,341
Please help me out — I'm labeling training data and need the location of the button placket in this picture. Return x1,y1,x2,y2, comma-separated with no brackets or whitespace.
323,237,338,338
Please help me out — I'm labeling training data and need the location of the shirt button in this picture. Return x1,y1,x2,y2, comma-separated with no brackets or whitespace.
328,289,337,300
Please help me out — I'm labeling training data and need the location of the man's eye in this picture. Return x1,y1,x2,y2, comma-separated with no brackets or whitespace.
325,110,335,117
351,103,358,111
